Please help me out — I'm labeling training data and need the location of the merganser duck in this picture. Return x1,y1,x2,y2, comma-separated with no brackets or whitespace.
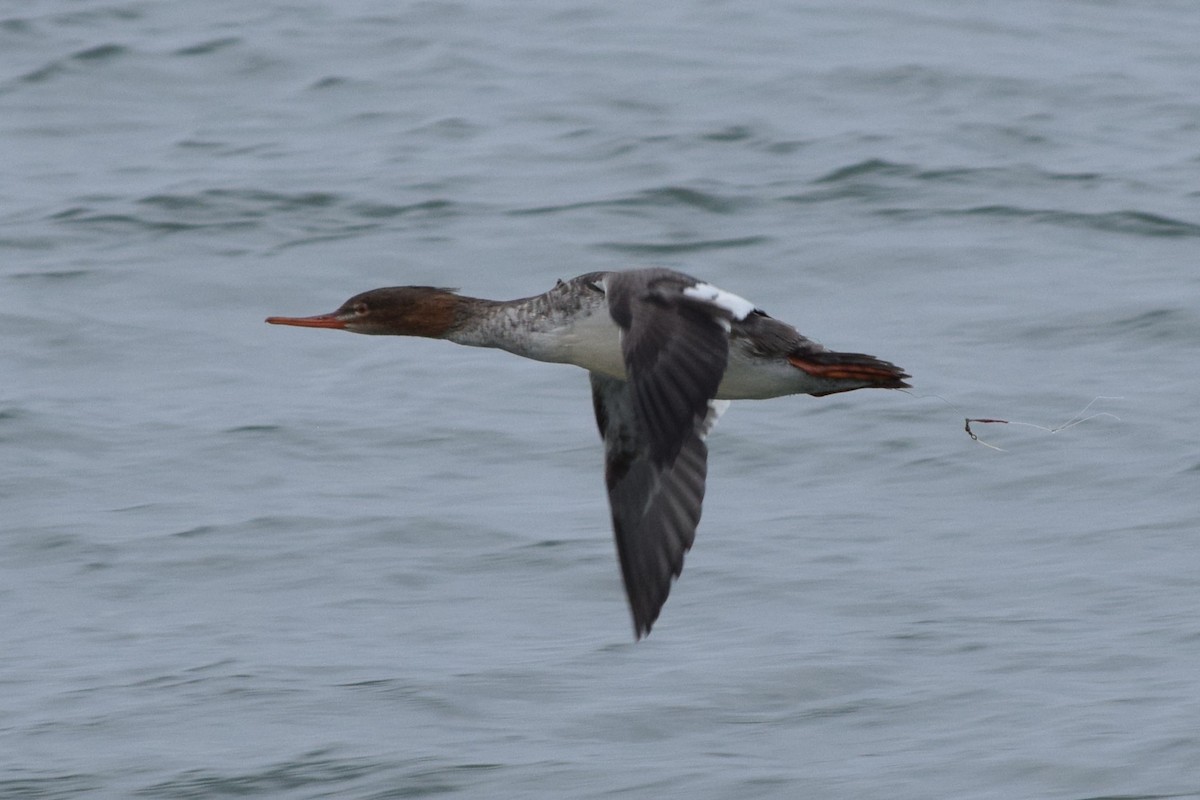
267,268,909,638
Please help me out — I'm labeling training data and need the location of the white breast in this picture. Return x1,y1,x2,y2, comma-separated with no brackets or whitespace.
560,306,627,378
517,303,626,379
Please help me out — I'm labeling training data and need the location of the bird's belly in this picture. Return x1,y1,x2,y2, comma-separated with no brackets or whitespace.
716,350,813,400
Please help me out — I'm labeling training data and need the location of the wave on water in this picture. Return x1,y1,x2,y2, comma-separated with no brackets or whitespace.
879,205,1200,239
1018,306,1200,346
810,158,1102,187
133,753,504,799
171,37,241,57
510,185,751,216
13,43,129,86
784,158,1200,238
597,235,770,255
40,191,461,244
0,774,105,799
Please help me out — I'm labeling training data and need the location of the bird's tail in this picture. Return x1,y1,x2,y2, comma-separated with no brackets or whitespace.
787,351,911,396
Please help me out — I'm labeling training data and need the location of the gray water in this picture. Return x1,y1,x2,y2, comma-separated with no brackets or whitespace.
4,1,1200,797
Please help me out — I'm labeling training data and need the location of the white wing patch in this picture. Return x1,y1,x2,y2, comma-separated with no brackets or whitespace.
682,282,756,321
698,399,731,439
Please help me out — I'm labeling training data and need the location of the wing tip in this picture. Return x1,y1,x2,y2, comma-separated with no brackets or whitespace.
630,604,661,641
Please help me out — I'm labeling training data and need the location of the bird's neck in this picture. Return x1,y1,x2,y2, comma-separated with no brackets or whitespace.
443,295,542,352
443,289,603,369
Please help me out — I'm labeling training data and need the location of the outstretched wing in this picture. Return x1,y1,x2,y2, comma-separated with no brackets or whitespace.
591,373,729,638
590,268,745,638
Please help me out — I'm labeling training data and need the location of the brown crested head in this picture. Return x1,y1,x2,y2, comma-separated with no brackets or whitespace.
266,286,462,338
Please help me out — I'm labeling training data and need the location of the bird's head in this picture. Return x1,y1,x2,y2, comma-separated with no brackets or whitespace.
266,286,462,338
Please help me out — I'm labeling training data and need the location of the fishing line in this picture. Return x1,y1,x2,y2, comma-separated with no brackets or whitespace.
902,392,1122,452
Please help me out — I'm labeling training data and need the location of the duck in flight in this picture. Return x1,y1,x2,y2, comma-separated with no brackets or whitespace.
267,268,909,638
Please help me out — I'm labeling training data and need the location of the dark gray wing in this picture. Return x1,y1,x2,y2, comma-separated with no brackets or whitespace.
604,269,731,466
591,373,728,639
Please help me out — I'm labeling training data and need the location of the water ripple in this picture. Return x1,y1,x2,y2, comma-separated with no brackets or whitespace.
133,754,505,799
19,44,128,84
510,185,749,216
881,206,1200,238
1017,307,1200,347
134,752,383,798
812,158,913,184
810,158,1104,189
597,235,769,255
0,774,102,799
172,37,241,57
44,191,459,240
